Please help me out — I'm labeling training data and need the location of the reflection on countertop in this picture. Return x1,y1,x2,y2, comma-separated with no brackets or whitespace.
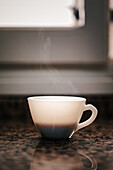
0,119,113,170
30,139,97,170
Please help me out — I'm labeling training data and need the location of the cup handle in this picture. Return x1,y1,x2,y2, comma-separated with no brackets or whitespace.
76,104,98,131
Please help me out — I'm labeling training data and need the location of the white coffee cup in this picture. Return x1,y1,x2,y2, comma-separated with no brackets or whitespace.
28,96,98,139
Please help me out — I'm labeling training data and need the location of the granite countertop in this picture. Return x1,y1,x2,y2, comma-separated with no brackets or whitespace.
0,120,113,170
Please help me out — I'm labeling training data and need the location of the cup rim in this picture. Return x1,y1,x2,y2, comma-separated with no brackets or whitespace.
27,96,86,102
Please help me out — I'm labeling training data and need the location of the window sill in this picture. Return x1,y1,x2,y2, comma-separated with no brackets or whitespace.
0,62,113,95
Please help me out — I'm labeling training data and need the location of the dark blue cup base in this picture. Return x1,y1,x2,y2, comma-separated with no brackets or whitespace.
35,123,76,139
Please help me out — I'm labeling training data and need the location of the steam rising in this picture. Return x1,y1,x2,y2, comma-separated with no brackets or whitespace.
37,31,79,94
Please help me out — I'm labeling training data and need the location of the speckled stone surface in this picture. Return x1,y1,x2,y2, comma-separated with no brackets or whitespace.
0,119,113,170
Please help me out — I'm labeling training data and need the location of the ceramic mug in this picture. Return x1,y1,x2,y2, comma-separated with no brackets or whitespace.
28,96,98,139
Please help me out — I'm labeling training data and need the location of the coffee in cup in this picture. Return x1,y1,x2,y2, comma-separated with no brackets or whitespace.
28,96,97,139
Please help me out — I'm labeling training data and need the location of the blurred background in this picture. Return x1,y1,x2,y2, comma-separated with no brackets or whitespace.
0,0,113,122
